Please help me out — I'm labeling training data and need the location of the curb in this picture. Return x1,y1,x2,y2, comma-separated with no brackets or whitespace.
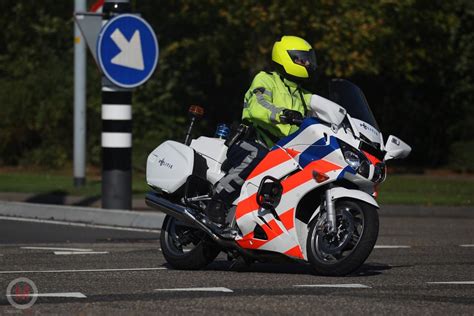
0,192,149,211
0,201,165,230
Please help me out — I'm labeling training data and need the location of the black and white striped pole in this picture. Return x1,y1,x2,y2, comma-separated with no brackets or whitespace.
101,88,132,209
101,0,132,209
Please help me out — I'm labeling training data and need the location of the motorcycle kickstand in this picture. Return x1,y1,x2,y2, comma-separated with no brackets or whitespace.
227,253,253,271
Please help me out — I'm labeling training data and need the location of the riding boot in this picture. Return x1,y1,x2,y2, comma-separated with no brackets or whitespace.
203,198,237,239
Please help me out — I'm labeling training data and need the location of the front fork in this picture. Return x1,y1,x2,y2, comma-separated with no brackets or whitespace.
325,186,337,233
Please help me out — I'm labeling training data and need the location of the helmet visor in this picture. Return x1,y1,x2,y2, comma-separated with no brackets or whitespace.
288,49,317,72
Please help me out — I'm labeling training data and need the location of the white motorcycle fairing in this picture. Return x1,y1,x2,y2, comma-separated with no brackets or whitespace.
232,114,382,260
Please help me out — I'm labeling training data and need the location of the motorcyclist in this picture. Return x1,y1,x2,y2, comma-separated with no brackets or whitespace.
205,35,318,228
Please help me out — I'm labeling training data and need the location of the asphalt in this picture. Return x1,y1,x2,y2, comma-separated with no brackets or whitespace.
0,211,473,314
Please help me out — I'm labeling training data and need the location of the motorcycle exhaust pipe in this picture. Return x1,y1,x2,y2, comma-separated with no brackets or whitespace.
146,192,292,261
145,192,236,248
145,192,195,225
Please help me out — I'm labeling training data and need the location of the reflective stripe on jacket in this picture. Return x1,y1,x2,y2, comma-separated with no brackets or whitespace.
242,71,312,147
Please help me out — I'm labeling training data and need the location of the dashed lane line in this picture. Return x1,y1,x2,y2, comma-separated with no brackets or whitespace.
294,284,371,288
427,281,474,285
459,244,474,247
374,245,411,249
21,246,108,255
53,251,109,255
7,292,87,298
0,216,160,233
0,267,167,274
155,287,233,293
21,246,93,252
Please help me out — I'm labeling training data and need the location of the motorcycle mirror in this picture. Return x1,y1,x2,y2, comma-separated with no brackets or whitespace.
384,135,412,161
309,94,346,128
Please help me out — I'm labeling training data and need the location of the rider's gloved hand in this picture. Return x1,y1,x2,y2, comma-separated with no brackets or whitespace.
280,109,304,125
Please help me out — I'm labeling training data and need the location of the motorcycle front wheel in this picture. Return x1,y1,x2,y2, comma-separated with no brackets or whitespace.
160,215,220,270
307,199,379,276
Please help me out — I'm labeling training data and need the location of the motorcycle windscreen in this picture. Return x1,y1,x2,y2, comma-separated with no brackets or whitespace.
328,79,381,145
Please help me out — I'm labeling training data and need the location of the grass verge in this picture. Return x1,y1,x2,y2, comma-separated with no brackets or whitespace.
0,170,472,206
378,174,473,206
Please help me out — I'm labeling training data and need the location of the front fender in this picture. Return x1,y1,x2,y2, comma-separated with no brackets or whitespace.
307,187,379,226
329,187,379,209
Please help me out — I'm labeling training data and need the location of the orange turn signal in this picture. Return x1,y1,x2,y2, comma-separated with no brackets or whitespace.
188,105,204,117
312,170,329,183
372,184,379,199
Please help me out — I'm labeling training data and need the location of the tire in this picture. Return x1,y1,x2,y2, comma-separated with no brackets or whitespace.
307,199,379,276
160,215,220,270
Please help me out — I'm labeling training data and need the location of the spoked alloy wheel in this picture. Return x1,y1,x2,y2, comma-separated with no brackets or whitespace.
307,199,379,276
160,215,220,270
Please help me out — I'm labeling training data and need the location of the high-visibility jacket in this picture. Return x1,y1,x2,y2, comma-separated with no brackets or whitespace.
242,71,312,147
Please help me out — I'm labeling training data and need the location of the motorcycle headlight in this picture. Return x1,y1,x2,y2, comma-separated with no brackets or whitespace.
338,139,370,177
373,162,386,183
343,150,361,170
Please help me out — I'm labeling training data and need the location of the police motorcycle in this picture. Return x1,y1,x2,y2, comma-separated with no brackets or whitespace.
145,79,411,276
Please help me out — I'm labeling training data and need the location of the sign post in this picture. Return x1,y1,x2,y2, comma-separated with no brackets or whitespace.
75,0,159,210
73,0,87,187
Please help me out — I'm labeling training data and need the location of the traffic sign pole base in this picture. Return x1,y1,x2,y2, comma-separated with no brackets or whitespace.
73,177,86,188
102,170,132,210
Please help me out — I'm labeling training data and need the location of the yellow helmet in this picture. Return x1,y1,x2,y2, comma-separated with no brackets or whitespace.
272,35,317,80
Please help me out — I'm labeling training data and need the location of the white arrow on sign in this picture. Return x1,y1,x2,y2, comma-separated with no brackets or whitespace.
110,28,144,71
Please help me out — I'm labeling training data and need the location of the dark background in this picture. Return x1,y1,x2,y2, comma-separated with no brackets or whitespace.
0,0,472,171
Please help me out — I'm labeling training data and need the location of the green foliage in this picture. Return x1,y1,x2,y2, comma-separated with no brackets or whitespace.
0,1,73,167
449,141,474,172
0,0,472,169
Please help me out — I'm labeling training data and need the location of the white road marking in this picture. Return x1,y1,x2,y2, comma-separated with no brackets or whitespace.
0,216,160,233
7,292,87,298
374,245,411,249
53,251,109,255
21,247,93,252
459,244,474,247
0,267,167,274
154,287,233,293
294,284,371,288
427,281,474,285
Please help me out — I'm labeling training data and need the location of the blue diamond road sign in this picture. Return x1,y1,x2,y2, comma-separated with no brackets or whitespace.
97,14,159,89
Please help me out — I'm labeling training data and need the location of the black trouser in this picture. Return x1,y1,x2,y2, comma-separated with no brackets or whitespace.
214,139,268,207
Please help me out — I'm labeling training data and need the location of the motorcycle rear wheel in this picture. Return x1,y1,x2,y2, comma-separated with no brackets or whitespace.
307,199,379,276
160,215,220,270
